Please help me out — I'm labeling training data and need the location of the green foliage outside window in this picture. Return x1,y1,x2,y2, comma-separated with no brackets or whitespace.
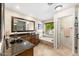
45,22,54,30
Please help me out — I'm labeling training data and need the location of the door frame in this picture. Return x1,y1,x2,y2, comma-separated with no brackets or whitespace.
0,3,5,56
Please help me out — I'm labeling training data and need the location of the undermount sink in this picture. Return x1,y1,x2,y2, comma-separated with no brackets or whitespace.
10,39,23,44
16,39,23,43
10,40,16,44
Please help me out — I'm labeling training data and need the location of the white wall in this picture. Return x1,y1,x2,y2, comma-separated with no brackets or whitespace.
43,19,54,23
5,8,43,36
35,20,43,37
54,6,75,53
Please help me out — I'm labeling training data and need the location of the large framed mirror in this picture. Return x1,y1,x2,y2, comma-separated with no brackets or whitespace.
11,16,35,32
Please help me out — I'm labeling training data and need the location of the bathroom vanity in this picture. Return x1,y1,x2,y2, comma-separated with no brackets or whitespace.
4,16,40,56
5,33,40,56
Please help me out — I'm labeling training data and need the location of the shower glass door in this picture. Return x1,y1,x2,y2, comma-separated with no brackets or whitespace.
59,16,73,51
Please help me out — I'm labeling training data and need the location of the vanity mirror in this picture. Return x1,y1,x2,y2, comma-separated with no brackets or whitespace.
11,16,35,32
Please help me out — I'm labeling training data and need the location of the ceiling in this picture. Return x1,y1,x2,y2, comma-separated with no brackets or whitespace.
5,3,77,21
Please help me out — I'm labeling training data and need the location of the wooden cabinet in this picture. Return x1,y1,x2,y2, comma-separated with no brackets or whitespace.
20,34,40,45
10,33,40,45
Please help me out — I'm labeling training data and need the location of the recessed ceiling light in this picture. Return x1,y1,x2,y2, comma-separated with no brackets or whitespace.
16,5,20,10
55,5,63,11
48,3,53,6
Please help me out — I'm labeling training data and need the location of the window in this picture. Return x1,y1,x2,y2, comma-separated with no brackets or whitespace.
45,22,54,31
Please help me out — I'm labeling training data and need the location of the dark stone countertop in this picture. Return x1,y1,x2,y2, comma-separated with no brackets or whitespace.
10,38,34,56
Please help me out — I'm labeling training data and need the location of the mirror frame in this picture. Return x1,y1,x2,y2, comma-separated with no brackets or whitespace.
11,16,35,32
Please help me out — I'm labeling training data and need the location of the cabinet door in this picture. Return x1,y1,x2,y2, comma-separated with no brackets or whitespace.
16,48,33,56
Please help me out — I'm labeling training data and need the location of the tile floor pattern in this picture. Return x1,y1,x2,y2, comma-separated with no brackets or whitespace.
34,42,72,56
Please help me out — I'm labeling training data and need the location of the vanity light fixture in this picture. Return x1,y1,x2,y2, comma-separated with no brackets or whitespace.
55,5,63,11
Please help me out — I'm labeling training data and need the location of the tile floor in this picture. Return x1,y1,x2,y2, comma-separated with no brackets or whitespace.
34,42,72,56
